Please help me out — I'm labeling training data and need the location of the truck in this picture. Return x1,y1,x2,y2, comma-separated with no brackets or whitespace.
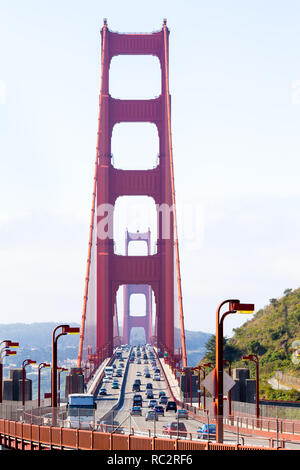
104,366,114,378
65,394,97,429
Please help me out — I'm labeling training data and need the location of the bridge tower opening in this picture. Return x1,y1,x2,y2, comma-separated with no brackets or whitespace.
122,229,153,345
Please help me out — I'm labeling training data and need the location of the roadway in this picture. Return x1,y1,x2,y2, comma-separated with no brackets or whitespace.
95,345,203,439
92,345,300,449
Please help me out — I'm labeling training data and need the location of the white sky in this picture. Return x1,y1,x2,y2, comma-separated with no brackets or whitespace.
0,0,300,337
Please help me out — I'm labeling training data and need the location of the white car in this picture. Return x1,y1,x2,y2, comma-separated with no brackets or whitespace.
136,371,142,376
153,374,160,381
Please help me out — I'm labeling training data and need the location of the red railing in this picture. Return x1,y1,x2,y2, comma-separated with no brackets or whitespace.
0,418,278,451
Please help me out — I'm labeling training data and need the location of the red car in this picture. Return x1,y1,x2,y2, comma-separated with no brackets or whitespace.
162,422,187,438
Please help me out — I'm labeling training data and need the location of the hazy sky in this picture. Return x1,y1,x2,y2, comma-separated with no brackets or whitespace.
1,0,300,338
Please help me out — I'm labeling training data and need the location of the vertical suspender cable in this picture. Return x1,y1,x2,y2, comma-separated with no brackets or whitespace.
77,23,108,367
163,23,187,367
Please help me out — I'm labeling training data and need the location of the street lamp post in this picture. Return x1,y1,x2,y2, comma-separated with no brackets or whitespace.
196,367,201,409
0,344,18,403
38,363,50,407
22,359,37,406
200,363,213,412
216,299,254,443
52,325,80,425
242,354,260,423
190,369,193,406
223,359,232,416
58,367,68,394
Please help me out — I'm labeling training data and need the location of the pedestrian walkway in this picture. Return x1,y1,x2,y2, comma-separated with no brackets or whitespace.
154,349,182,402
87,357,111,395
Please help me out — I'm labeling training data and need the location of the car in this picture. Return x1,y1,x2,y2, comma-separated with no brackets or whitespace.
158,391,166,398
134,379,141,385
144,372,151,378
162,422,187,438
153,374,160,381
116,371,122,377
175,409,188,419
133,393,143,400
103,377,110,383
146,383,152,390
166,401,177,412
197,424,216,440
159,396,168,405
132,383,140,392
148,399,157,408
153,405,164,416
99,388,107,395
136,371,142,376
133,394,143,406
130,406,142,416
112,382,119,389
145,410,158,421
146,390,154,399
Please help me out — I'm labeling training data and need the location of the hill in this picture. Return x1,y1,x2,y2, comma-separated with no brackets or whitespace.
0,322,210,368
201,287,300,400
0,322,80,368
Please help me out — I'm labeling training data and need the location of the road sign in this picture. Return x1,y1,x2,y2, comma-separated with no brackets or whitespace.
201,370,216,396
223,371,236,394
201,368,235,396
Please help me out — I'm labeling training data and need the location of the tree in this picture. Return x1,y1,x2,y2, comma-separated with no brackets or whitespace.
284,288,292,296
201,335,241,364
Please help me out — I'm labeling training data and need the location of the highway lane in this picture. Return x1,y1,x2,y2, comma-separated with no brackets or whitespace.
108,346,202,439
94,350,130,424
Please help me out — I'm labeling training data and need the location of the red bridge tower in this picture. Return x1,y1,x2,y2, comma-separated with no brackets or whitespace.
78,20,187,370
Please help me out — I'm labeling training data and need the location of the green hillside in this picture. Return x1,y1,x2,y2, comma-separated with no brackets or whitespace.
201,287,300,400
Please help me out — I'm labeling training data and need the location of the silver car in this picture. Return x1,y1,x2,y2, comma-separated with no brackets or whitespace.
145,411,158,421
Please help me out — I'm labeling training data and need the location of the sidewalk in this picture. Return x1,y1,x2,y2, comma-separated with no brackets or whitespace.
154,349,182,402
86,357,111,395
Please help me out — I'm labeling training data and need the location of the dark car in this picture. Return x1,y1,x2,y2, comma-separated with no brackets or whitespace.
132,383,140,392
162,422,187,438
197,424,216,440
159,396,168,405
166,401,177,412
146,383,153,390
153,405,164,416
146,390,154,399
133,394,143,405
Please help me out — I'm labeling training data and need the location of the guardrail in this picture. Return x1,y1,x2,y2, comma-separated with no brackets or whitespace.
0,418,278,451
